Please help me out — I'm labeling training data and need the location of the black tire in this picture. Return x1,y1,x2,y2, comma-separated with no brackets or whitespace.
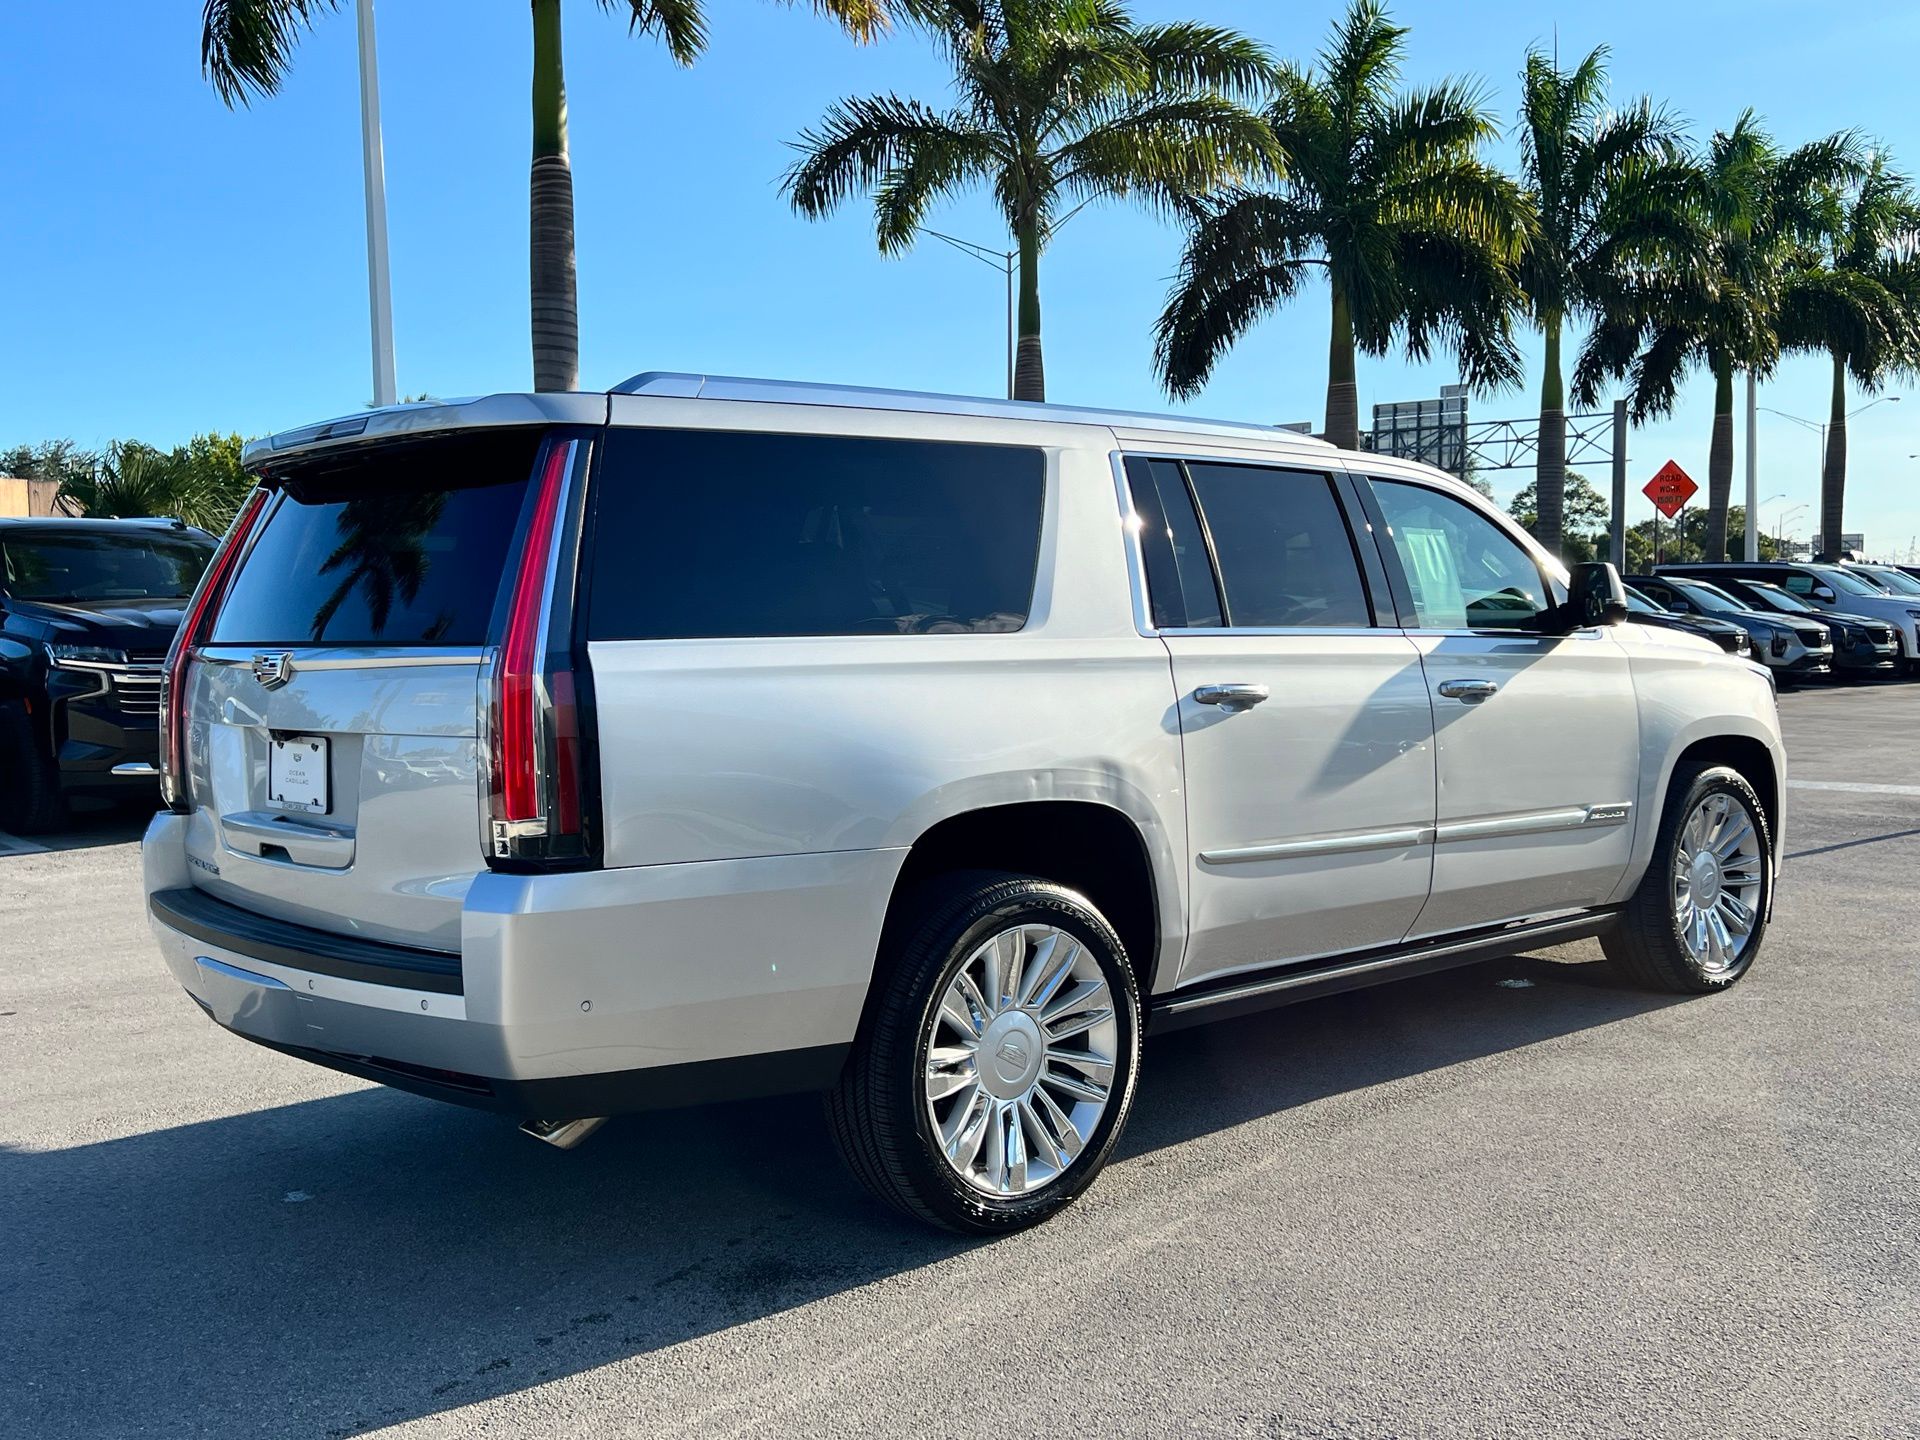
0,701,63,835
1603,762,1772,994
827,870,1142,1234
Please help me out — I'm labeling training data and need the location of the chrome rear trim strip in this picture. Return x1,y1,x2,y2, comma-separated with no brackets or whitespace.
195,647,487,671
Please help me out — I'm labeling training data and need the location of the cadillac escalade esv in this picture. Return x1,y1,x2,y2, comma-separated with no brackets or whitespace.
144,375,1785,1233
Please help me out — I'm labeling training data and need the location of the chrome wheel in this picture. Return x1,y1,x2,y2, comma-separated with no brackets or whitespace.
922,924,1118,1198
1672,792,1764,975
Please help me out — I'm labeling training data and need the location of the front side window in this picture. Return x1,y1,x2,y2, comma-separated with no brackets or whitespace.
588,429,1045,639
1371,478,1548,630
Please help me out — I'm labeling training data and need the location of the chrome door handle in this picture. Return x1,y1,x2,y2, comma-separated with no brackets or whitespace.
1437,678,1499,701
1194,683,1270,709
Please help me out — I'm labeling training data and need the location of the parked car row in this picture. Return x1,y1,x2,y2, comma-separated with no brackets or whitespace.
1630,560,1920,688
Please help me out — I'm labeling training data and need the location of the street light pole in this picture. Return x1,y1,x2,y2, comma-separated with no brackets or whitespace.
1744,372,1759,560
356,0,398,408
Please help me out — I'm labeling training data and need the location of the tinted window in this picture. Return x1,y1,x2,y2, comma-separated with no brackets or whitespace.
1182,463,1371,628
211,431,541,646
589,429,1044,639
1123,457,1222,628
1,530,213,601
1372,479,1548,629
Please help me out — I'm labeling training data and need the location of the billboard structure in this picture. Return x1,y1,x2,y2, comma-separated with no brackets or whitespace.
1367,386,1470,476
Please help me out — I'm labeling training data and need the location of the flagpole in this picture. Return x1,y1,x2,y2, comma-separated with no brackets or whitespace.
356,0,398,408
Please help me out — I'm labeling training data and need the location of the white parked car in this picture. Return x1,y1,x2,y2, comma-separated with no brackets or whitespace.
145,375,1786,1232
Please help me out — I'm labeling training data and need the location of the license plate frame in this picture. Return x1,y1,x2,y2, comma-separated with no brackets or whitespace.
267,735,331,815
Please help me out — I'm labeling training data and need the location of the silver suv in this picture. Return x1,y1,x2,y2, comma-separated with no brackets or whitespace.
145,374,1786,1233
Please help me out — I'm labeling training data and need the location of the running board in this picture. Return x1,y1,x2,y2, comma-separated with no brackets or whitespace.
1148,911,1619,1033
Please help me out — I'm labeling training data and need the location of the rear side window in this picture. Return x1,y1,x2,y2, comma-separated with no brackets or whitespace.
1183,462,1372,628
211,430,542,646
588,429,1045,639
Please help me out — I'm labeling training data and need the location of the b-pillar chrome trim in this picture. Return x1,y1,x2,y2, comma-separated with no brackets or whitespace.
1198,803,1634,867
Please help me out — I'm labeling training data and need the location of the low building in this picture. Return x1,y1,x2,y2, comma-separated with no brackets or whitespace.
0,476,78,518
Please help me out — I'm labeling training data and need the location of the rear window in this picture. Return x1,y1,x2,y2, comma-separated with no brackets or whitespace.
2,529,214,602
588,428,1045,639
211,431,542,646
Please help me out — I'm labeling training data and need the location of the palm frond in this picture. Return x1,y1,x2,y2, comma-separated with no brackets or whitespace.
784,94,998,241
200,0,341,107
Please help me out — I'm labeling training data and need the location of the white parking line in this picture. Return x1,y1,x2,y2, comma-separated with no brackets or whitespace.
1789,779,1920,797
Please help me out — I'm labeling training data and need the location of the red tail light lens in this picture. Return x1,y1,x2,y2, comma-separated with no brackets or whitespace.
486,437,591,865
160,488,269,810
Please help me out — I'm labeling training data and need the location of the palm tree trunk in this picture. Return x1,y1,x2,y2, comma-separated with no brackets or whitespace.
1324,286,1359,450
1012,215,1044,402
530,0,579,392
1705,359,1734,562
1534,314,1566,556
1819,352,1848,558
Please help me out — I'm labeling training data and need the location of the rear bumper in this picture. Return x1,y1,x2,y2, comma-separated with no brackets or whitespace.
143,812,901,1118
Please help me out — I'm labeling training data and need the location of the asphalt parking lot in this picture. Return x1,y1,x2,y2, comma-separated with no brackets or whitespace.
3,685,1917,1439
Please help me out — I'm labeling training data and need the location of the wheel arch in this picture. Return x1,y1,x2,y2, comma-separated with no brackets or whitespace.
875,800,1171,1003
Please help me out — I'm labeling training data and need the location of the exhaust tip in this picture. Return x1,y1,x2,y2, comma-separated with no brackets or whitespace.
519,1116,609,1151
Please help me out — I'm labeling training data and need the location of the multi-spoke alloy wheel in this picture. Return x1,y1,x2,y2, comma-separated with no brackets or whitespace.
1671,792,1764,975
922,924,1118,1198
826,872,1141,1233
1604,763,1772,995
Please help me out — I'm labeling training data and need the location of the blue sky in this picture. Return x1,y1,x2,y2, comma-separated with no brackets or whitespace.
6,0,1920,555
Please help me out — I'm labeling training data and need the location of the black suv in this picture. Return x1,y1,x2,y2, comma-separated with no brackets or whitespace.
0,517,216,832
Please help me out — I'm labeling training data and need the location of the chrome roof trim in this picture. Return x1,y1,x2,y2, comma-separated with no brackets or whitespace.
610,371,1337,449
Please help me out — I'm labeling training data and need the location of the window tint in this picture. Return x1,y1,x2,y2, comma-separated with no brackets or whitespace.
2,530,213,602
1180,463,1371,628
1122,457,1222,628
589,429,1044,639
1371,479,1548,630
211,431,541,646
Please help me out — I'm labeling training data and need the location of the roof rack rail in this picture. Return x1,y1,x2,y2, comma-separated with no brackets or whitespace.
610,371,1334,448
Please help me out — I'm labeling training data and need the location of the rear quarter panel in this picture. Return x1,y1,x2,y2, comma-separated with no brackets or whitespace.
588,399,1189,986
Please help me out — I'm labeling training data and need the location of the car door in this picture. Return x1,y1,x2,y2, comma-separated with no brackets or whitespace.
1121,455,1436,987
1358,473,1641,938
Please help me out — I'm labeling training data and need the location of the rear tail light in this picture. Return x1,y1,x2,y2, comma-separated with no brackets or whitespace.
159,488,270,811
486,437,593,867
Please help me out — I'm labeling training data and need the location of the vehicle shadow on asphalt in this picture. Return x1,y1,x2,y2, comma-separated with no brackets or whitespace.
0,797,152,855
3,947,1677,1439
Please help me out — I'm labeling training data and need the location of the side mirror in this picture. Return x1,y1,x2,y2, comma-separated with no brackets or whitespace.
1812,585,1836,602
1564,561,1630,629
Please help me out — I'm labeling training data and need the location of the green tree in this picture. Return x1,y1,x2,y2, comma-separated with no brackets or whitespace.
201,0,894,394
784,0,1274,401
1154,0,1526,448
1509,469,1608,535
1,440,99,492
1577,113,1863,562
52,434,256,532
1513,45,1690,557
1777,155,1920,558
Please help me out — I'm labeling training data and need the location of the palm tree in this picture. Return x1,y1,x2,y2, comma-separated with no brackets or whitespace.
1777,156,1920,558
1576,115,1864,560
201,0,893,393
1155,0,1528,449
783,0,1274,402
1514,46,1690,556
